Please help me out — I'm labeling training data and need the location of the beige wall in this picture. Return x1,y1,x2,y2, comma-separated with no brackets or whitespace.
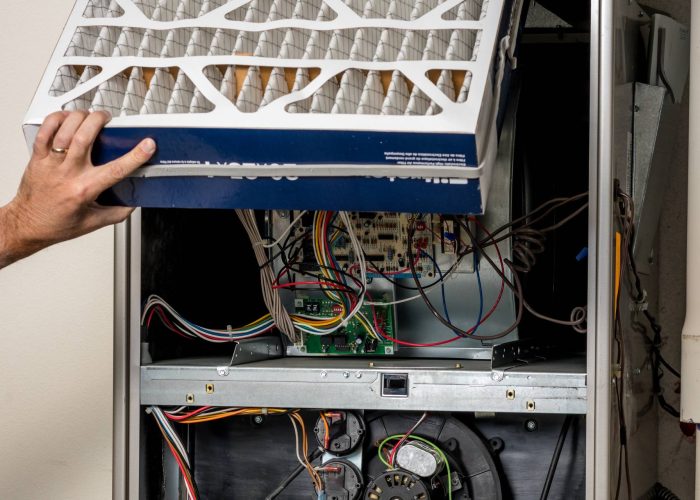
0,2,114,499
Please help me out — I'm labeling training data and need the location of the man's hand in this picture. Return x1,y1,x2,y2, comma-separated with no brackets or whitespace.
0,110,156,269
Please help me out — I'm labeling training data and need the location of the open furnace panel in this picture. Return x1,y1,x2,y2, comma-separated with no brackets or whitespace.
129,20,592,498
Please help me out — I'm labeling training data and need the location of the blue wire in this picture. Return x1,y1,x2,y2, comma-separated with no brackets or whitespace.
420,250,451,322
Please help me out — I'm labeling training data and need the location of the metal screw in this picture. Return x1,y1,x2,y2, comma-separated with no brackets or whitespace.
320,370,327,378
343,371,350,378
355,372,362,379
492,372,503,382
253,415,264,425
525,419,538,432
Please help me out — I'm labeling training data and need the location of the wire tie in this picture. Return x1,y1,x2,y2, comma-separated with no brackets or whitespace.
630,290,648,312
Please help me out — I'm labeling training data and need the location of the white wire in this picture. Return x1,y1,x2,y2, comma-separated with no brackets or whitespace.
149,407,197,500
237,209,299,342
150,407,190,468
366,256,463,306
288,414,305,468
142,295,272,341
259,210,307,248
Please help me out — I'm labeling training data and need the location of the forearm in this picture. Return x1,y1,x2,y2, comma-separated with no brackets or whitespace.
0,201,43,270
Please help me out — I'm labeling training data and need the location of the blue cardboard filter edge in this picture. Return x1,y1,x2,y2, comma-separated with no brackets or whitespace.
99,175,484,215
91,127,480,169
92,127,485,214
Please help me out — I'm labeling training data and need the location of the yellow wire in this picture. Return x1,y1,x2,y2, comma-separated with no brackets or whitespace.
356,312,380,340
244,314,272,326
299,414,323,491
292,313,344,327
314,211,343,304
290,413,323,492
180,408,289,424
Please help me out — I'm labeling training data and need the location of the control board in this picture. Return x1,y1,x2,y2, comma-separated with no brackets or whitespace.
291,296,396,356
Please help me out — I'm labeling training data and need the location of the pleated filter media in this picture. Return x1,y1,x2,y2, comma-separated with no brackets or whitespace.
24,0,524,213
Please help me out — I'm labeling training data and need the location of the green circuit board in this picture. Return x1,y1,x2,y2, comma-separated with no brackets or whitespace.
294,296,395,356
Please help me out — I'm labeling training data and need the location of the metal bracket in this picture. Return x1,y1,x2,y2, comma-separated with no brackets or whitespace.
216,337,283,376
631,82,682,273
491,340,551,371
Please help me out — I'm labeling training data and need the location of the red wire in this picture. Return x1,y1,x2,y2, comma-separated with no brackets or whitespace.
146,308,157,328
272,280,351,291
369,220,507,347
273,266,291,286
166,440,197,499
164,406,212,421
154,306,193,340
389,436,408,465
147,305,271,342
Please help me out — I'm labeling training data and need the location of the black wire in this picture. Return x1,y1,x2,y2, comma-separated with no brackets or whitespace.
461,220,586,329
258,229,310,270
475,202,588,273
327,223,464,291
264,448,324,500
405,218,523,341
540,415,574,500
617,189,681,418
612,184,635,499
484,192,588,240
477,193,588,249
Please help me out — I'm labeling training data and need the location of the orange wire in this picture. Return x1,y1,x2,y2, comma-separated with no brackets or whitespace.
320,412,331,448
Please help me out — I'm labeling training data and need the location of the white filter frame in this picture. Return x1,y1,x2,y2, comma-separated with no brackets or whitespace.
25,0,522,181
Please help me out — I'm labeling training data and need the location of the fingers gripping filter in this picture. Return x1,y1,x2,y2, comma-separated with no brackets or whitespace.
25,0,523,214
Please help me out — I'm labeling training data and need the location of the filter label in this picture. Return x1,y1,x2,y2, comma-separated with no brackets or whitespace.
384,151,468,166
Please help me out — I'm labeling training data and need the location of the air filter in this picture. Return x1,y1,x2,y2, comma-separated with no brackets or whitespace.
24,0,524,213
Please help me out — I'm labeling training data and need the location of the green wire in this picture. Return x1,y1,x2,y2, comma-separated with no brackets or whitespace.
377,434,452,500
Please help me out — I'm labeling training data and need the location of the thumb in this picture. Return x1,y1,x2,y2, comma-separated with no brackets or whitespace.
88,138,156,198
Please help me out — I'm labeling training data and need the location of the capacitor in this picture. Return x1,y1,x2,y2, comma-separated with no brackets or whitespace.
395,440,445,478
